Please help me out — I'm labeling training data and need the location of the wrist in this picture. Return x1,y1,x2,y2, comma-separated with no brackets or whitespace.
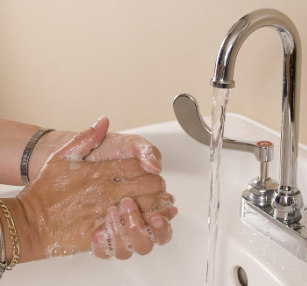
28,130,75,182
0,198,41,264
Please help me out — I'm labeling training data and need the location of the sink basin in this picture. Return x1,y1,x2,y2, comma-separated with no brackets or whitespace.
1,113,307,286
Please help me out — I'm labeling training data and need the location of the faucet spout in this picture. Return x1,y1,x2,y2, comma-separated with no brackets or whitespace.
211,9,302,222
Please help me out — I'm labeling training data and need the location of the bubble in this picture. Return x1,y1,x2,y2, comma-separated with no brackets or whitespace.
51,246,61,257
118,226,134,253
93,172,100,178
71,246,80,255
69,162,81,170
93,224,116,257
112,176,125,183
144,226,156,242
126,243,134,251
65,152,82,161
61,247,70,256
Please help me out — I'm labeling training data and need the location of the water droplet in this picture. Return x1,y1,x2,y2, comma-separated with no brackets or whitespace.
51,247,61,257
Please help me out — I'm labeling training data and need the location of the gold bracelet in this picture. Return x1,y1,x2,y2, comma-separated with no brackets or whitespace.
0,200,20,270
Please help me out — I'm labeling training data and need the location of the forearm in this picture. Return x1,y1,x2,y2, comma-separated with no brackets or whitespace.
0,118,74,186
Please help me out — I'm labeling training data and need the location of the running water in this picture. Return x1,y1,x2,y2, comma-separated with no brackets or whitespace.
206,87,231,286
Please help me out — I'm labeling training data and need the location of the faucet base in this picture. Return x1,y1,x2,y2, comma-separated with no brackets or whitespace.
241,191,307,262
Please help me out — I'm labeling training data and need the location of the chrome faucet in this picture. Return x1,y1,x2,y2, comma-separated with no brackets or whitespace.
173,9,307,261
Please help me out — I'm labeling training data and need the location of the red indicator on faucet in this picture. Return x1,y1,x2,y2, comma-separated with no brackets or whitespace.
257,141,273,148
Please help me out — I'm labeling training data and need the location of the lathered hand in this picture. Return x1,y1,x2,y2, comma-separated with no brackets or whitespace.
92,198,175,260
1,120,176,263
85,131,162,174
29,116,161,181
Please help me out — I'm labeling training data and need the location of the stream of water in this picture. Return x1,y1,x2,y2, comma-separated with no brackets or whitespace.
206,87,231,286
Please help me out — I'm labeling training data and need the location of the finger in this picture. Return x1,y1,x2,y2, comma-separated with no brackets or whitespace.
113,174,166,199
50,116,109,162
91,227,113,259
142,205,178,224
79,171,166,209
148,215,173,245
103,158,150,178
105,206,133,260
119,198,154,255
84,132,162,174
132,139,162,174
133,192,175,214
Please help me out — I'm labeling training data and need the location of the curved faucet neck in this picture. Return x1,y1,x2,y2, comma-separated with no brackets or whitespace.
211,8,301,193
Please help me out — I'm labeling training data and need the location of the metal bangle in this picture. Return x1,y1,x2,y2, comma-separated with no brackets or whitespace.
0,222,7,278
20,128,55,185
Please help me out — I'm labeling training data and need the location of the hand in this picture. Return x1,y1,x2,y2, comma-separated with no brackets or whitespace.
85,131,162,174
30,116,162,181
91,197,176,260
2,120,177,263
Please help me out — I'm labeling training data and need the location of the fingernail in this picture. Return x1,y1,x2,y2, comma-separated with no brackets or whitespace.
150,216,164,229
119,198,138,214
153,153,162,164
92,115,107,129
150,155,162,171
149,153,162,165
141,157,162,174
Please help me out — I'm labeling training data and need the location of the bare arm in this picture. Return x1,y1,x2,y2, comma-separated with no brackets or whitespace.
0,118,41,185
0,117,161,186
0,118,76,186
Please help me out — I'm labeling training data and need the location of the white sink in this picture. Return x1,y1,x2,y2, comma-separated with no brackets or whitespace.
1,114,307,286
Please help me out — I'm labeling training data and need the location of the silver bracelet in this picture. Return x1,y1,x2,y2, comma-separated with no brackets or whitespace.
0,222,7,278
20,128,55,185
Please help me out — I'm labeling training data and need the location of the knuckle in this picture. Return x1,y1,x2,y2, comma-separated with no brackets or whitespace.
151,175,165,191
160,193,174,204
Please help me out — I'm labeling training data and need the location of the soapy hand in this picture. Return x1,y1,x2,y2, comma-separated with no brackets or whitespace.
91,196,175,260
85,131,162,175
3,118,177,262
30,116,162,180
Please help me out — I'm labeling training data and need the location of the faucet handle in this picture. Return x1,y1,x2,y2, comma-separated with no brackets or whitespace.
173,94,274,163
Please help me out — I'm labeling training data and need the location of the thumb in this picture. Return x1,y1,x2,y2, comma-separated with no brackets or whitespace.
49,116,109,162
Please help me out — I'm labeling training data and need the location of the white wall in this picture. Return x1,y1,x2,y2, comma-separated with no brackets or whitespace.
0,0,306,144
